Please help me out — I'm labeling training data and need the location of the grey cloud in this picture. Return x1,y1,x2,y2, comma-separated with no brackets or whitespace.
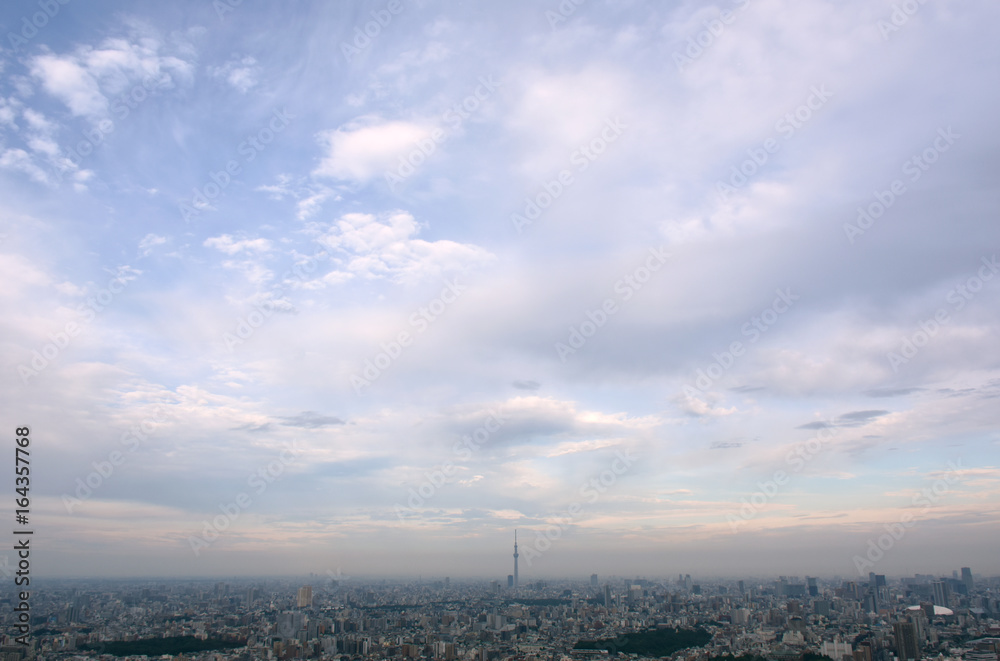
278,411,346,428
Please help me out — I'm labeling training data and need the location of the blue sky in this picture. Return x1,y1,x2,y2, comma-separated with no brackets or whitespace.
2,0,999,580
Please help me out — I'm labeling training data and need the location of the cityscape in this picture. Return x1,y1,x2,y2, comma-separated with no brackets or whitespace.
2,544,998,661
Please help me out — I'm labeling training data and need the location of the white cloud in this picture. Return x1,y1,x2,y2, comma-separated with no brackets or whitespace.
29,31,195,121
30,54,107,118
0,148,52,184
319,211,493,283
208,55,261,94
204,235,273,255
313,118,436,184
138,233,167,256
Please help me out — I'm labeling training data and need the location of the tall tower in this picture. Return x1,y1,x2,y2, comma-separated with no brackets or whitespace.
513,530,519,588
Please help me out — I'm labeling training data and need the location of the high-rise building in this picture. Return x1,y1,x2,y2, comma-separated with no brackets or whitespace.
507,575,514,588
806,577,818,596
961,567,973,591
512,530,519,588
277,611,306,639
297,586,313,608
894,621,921,661
591,573,599,587
932,580,950,607
603,584,612,607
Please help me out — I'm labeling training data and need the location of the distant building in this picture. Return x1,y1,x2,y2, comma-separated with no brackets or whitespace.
961,567,974,590
821,638,852,660
591,573,599,587
807,577,818,596
932,580,950,607
507,574,514,588
297,585,313,608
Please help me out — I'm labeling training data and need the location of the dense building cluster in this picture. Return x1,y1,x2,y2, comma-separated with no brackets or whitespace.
1,569,998,661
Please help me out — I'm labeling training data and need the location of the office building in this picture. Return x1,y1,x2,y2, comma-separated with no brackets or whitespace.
894,621,921,661
932,580,950,607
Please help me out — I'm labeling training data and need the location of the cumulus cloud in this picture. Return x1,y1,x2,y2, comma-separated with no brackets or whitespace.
29,31,194,121
312,118,437,184
319,211,493,283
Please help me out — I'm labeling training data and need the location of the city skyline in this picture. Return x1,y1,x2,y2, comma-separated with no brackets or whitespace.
9,570,1000,661
2,0,999,581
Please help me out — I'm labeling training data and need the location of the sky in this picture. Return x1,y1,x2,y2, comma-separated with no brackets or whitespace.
1,0,999,582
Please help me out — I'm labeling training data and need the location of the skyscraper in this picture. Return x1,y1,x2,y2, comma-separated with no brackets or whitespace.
961,567,973,591
297,586,313,608
512,530,519,588
591,573,599,587
932,580,950,607
894,621,921,661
